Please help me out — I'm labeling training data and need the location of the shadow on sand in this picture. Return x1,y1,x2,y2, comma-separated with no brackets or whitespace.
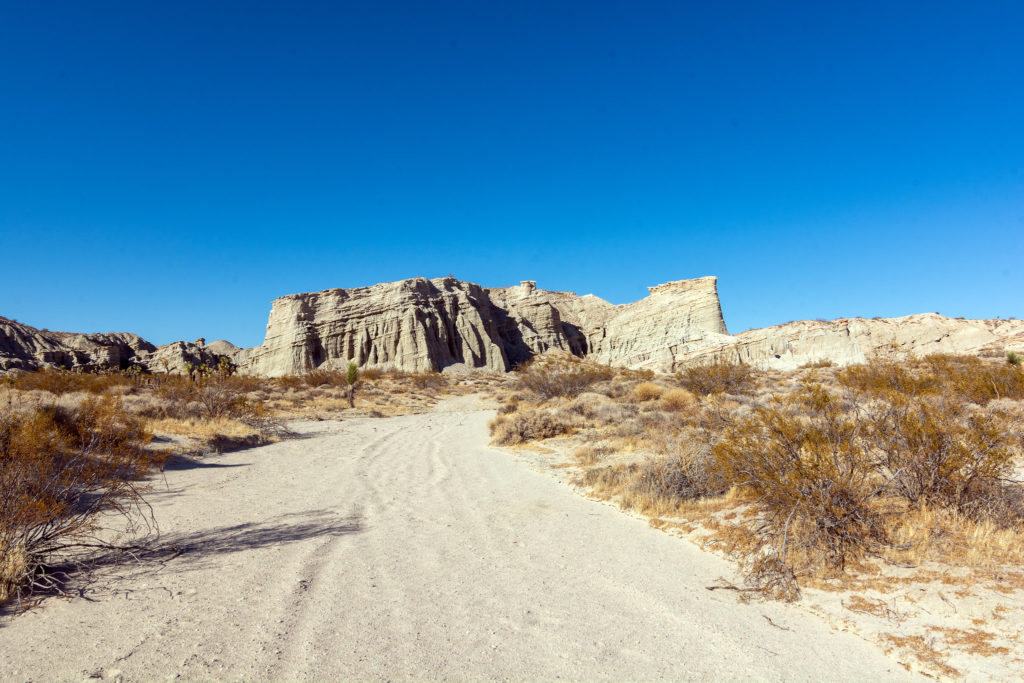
0,511,363,620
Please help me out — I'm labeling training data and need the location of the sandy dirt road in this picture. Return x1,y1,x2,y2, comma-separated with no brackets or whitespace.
1,401,915,681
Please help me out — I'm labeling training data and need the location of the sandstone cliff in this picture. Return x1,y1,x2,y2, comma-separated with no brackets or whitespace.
244,278,511,376
0,317,228,375
240,275,1023,375
243,275,731,375
676,314,1024,372
5,276,1021,377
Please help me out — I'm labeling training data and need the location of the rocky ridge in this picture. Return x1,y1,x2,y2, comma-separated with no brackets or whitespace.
3,276,1022,376
677,313,1024,372
240,275,1022,375
0,316,229,375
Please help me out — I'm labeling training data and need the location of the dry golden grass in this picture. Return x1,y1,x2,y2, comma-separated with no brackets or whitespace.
927,626,1011,657
148,416,262,440
571,443,608,466
0,539,28,603
843,595,908,622
879,633,961,677
884,505,1024,569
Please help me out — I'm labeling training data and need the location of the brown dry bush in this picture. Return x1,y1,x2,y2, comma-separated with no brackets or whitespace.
868,393,1020,513
146,372,284,439
571,442,613,466
5,368,134,396
361,367,384,381
626,446,724,513
516,355,614,399
633,382,662,402
489,409,575,446
393,370,449,390
660,388,697,412
838,358,940,397
838,353,1024,405
676,360,756,396
713,384,888,598
300,368,349,387
924,354,1024,404
0,396,161,603
710,367,1024,598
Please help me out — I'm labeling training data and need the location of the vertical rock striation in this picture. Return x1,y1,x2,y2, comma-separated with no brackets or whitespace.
245,277,511,376
243,275,732,375
6,276,1021,377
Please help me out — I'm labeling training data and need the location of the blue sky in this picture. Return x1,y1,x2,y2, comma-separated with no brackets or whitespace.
2,1,1022,347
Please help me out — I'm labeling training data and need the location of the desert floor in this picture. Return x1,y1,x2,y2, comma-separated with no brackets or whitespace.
1,397,915,681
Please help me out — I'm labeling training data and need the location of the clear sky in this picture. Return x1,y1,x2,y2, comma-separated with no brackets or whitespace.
2,1,1022,348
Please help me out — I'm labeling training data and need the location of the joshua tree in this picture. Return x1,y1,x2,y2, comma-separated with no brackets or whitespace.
346,361,358,408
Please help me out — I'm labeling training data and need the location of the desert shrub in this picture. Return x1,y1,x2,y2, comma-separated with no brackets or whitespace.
799,359,835,369
615,367,655,381
660,388,697,412
150,374,196,409
361,367,384,381
627,446,723,508
581,463,635,492
562,392,612,420
867,393,1020,512
273,374,307,390
592,401,639,426
712,384,887,598
516,355,614,399
839,354,1024,405
923,354,1024,404
498,399,520,415
1008,350,1022,366
145,371,282,438
7,368,133,396
192,376,252,419
633,382,662,402
0,396,160,603
572,442,613,466
676,360,755,396
489,409,574,445
397,370,448,390
837,358,938,397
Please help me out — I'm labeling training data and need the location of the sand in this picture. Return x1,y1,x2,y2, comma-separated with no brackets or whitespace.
0,399,915,681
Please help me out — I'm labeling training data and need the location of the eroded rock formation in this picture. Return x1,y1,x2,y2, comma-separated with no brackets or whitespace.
5,276,1022,377
677,314,1024,372
0,316,228,375
240,275,1024,375
243,275,731,376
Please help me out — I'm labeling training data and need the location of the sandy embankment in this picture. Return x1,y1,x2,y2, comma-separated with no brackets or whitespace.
1,398,914,681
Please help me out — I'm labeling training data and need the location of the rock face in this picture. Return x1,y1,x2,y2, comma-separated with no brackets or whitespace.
677,314,1024,372
245,278,511,376
0,316,228,375
241,275,1024,375
5,276,1022,377
243,275,731,376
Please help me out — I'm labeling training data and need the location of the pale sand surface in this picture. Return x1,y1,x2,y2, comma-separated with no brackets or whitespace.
1,399,915,681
